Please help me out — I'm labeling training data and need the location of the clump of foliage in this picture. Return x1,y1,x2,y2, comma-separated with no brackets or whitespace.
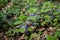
0,0,8,8
0,0,60,40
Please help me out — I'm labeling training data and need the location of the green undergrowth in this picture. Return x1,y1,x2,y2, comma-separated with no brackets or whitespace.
0,0,60,40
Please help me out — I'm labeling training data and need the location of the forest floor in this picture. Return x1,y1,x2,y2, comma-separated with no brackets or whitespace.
0,0,60,40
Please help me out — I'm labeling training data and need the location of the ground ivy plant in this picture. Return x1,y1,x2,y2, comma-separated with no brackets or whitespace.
0,0,60,40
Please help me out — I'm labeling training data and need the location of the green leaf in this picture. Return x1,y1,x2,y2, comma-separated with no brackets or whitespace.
30,33,40,40
53,18,58,22
27,7,37,13
19,28,26,33
41,21,46,26
53,23,56,26
24,36,28,40
30,33,37,39
28,27,33,32
56,15,60,20
27,16,37,22
46,35,57,40
14,21,23,25
20,14,27,21
53,12,59,15
6,30,12,36
13,28,20,33
44,15,51,22
54,31,60,37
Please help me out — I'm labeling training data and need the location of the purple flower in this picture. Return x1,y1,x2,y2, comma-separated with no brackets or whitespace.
25,30,29,35
21,25,28,28
51,16,54,19
29,13,36,16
